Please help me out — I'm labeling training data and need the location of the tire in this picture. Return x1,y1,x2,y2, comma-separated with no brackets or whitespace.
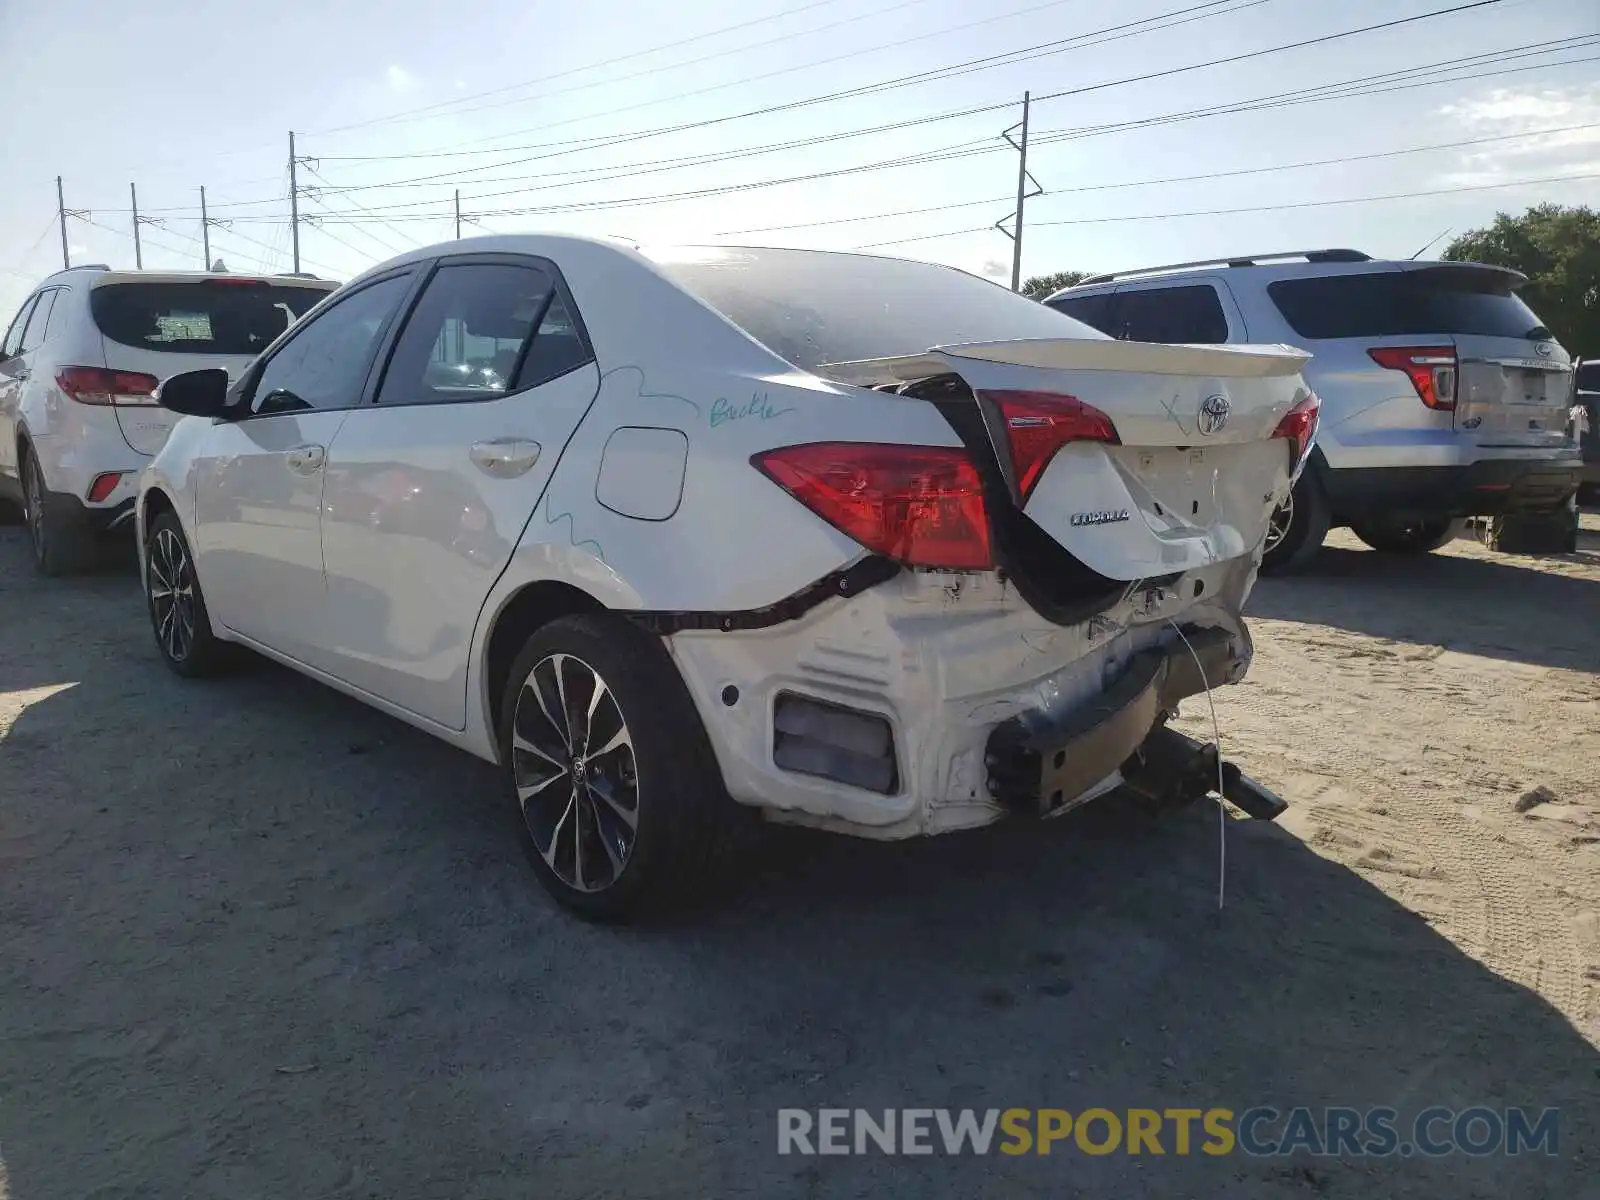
1260,471,1330,575
499,612,746,922
145,510,233,677
1350,516,1467,555
21,448,97,576
1484,507,1579,555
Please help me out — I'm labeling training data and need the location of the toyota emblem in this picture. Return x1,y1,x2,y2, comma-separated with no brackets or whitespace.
1197,394,1230,436
1534,341,1554,358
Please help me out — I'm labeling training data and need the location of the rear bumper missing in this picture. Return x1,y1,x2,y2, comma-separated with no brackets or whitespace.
985,625,1235,815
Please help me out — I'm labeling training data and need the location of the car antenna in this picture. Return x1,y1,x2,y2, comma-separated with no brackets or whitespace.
1409,228,1452,260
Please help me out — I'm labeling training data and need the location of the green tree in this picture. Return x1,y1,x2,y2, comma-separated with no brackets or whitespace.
1021,270,1091,301
1443,204,1600,353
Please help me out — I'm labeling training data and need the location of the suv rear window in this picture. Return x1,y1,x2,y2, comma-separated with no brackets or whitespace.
91,281,334,355
1267,267,1549,341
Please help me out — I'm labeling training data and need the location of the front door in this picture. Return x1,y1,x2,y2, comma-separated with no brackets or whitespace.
318,257,599,729
192,271,416,664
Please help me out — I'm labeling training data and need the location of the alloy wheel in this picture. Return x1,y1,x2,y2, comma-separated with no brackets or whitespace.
511,653,640,894
1264,492,1295,555
24,458,44,564
148,527,198,663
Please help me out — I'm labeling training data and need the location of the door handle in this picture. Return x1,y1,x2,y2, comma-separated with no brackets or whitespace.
470,438,541,478
285,444,326,474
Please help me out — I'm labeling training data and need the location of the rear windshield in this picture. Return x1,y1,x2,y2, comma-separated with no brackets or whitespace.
648,246,1104,372
1267,267,1550,341
91,281,335,355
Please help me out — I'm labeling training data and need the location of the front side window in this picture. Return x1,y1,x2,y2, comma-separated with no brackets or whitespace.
4,296,39,357
376,262,587,405
1114,285,1230,344
1047,292,1116,335
250,274,412,415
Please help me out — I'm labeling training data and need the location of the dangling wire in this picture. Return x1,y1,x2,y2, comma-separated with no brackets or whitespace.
1168,620,1227,912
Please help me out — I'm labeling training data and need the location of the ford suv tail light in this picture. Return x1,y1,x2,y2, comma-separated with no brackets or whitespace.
752,442,993,570
1271,392,1321,469
1369,346,1457,411
981,390,1120,501
56,365,161,407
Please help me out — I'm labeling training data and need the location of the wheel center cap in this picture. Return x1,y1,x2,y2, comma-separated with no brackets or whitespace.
572,756,587,780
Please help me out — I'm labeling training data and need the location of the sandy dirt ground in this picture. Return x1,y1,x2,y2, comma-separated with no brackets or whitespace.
1,516,1597,1199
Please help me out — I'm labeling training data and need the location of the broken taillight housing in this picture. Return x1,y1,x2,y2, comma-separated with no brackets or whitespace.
1271,392,1321,471
1369,346,1458,411
980,390,1120,502
56,365,160,407
751,442,993,570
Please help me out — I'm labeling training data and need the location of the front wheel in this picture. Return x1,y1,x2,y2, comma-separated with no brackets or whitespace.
145,510,232,676
1350,517,1467,555
500,613,746,921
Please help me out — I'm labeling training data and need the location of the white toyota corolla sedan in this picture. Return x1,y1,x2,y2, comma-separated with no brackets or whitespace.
137,235,1318,918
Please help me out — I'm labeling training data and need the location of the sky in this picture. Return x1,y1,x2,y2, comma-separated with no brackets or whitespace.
1,0,1596,319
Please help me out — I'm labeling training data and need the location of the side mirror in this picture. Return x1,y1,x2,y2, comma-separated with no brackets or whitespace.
155,368,231,418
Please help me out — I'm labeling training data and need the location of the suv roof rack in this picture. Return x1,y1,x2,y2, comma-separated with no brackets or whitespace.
1078,248,1371,287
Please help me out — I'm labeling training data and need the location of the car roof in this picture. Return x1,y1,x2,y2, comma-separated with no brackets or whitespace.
1045,252,1526,301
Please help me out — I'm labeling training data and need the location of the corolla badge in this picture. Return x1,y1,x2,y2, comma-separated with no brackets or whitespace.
1197,394,1230,436
1070,508,1131,527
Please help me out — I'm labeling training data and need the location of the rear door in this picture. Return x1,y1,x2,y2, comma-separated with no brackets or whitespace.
317,255,600,729
88,275,337,455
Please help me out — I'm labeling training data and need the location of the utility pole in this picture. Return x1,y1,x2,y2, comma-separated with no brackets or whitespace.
199,186,230,270
994,91,1042,293
131,182,143,270
289,131,301,273
455,189,462,240
56,177,70,269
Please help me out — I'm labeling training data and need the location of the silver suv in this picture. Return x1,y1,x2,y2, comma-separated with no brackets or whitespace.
1045,249,1583,569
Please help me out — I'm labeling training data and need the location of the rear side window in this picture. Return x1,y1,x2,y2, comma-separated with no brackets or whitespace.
375,262,590,406
1047,292,1116,334
1114,285,1230,344
1267,268,1549,340
19,291,56,352
90,281,334,355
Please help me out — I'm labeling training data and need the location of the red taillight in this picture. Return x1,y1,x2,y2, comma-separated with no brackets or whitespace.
1271,392,1321,468
752,442,993,570
87,472,123,503
203,277,267,287
56,365,160,407
1369,346,1457,411
980,390,1120,501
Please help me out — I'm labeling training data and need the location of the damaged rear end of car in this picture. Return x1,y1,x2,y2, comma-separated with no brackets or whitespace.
648,249,1316,837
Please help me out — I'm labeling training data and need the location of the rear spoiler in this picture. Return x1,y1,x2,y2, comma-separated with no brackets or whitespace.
90,271,342,290
819,338,1312,387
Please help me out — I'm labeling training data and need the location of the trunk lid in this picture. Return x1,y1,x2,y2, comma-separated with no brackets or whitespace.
822,337,1311,581
89,272,338,455
1454,332,1573,451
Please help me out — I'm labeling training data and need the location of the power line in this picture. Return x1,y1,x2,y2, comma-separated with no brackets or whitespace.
304,0,1280,186
300,166,416,255
713,122,1600,235
312,0,866,136
318,0,959,137
228,44,1599,226
853,171,1600,248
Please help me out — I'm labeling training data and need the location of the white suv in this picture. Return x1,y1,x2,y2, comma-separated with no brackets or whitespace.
1046,249,1583,568
0,267,339,573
